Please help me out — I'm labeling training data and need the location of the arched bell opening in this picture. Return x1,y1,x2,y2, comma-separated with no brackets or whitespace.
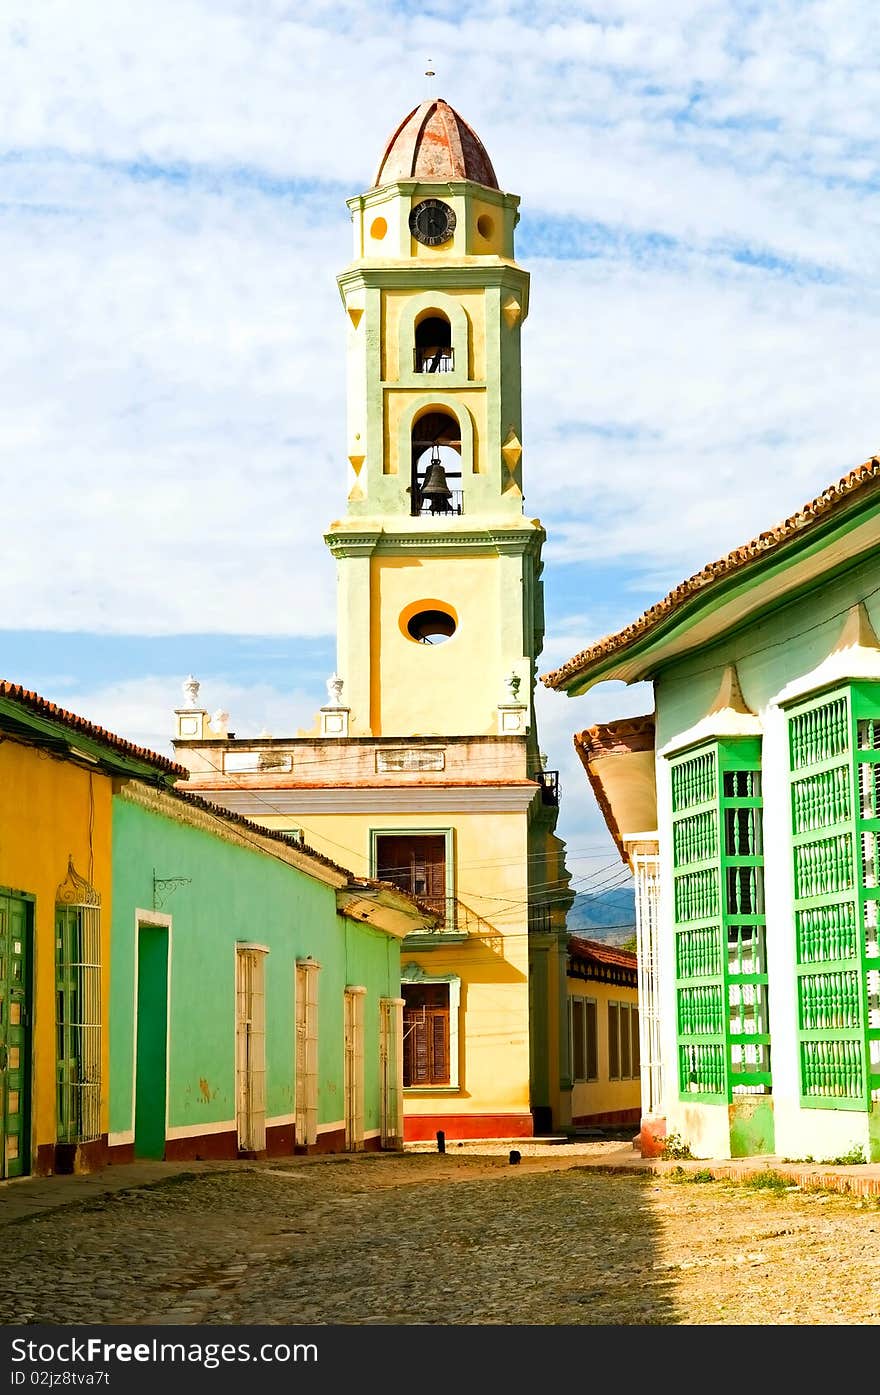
414,312,453,374
410,409,463,517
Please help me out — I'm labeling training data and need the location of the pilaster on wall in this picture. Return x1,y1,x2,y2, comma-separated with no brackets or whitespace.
626,834,665,1157
330,534,379,736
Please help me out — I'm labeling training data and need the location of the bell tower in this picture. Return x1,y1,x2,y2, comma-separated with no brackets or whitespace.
174,96,576,1139
326,98,545,743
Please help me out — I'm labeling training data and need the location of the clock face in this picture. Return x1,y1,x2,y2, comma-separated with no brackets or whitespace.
409,198,456,247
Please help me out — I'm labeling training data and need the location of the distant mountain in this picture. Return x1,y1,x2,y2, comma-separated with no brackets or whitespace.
567,884,636,947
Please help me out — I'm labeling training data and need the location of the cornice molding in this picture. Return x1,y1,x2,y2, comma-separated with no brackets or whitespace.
194,785,540,816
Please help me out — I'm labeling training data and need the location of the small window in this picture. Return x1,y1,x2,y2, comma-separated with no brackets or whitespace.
403,983,450,1086
570,995,598,1083
608,1003,620,1079
414,314,453,373
608,1001,639,1081
571,998,586,1080
376,833,446,909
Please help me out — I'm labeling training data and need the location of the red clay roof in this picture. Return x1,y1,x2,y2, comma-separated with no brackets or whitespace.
0,681,188,778
542,453,880,691
575,716,656,760
373,98,499,189
568,935,637,970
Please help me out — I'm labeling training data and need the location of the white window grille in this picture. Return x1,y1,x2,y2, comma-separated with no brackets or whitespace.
295,958,320,1147
633,845,663,1114
344,986,366,1151
55,857,101,1145
236,945,267,1153
380,997,405,1148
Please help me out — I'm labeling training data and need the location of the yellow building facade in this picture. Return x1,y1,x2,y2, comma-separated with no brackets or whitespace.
174,98,574,1139
0,683,183,1177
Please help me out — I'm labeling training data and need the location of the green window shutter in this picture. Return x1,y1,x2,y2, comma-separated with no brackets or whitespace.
670,737,770,1103
788,683,880,1110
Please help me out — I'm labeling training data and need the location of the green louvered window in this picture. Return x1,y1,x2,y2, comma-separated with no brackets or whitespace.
670,738,771,1103
788,684,880,1110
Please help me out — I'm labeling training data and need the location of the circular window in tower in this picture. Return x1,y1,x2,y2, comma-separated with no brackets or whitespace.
399,599,458,645
476,213,494,240
370,216,388,241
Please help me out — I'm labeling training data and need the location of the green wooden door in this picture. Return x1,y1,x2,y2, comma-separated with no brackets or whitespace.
0,893,32,1179
134,925,169,1160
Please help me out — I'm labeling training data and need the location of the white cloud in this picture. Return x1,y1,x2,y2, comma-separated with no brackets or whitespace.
46,673,326,764
4,0,880,877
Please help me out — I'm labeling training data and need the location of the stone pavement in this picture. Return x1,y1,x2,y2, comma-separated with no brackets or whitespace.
4,1132,880,1227
3,1139,880,1326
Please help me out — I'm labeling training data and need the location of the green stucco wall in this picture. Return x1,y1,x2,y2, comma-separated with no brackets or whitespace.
110,792,400,1142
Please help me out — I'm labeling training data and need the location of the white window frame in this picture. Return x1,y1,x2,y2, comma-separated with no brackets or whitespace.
401,962,461,1093
569,993,598,1083
295,956,320,1148
608,999,640,1082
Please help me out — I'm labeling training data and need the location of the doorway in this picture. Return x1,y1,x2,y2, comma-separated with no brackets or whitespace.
344,986,365,1151
236,946,267,1155
134,922,169,1160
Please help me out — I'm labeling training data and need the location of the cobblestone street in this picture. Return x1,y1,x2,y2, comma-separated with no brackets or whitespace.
2,1143,880,1326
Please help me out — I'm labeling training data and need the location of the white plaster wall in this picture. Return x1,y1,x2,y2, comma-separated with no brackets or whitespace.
651,555,880,1161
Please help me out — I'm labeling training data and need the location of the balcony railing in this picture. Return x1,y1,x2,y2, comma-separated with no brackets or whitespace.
528,903,553,935
402,894,498,940
411,487,464,517
414,346,454,373
535,769,559,806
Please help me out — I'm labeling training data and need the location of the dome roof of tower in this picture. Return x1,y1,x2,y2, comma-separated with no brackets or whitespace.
373,98,499,190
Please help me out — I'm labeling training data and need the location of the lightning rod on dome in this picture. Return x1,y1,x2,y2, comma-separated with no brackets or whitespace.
424,59,436,97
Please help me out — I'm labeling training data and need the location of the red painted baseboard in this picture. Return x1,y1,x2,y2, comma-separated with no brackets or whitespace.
403,1113,535,1142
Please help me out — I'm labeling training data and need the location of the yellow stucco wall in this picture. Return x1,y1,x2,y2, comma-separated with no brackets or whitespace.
568,975,640,1123
253,807,532,1120
382,288,487,382
0,740,113,1163
370,554,500,735
384,387,486,478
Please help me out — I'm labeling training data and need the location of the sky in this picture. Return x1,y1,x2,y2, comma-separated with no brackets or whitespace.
3,0,880,899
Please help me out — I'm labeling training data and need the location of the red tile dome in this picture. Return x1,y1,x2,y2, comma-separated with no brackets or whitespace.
373,99,499,190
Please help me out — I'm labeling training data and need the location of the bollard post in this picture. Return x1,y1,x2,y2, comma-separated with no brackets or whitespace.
436,1129,446,1154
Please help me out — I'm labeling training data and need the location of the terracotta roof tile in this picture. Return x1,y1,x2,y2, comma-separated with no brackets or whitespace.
568,934,637,970
542,454,880,690
0,681,188,778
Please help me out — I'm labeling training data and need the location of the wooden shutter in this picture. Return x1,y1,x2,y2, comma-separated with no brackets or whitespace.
585,999,598,1081
429,1008,449,1083
376,835,446,909
620,1004,632,1079
571,998,586,1079
608,1003,620,1080
403,984,450,1085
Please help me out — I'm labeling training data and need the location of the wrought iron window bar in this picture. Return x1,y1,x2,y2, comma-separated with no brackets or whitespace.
414,347,454,373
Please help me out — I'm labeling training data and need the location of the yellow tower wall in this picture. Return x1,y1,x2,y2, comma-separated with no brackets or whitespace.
370,553,501,735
